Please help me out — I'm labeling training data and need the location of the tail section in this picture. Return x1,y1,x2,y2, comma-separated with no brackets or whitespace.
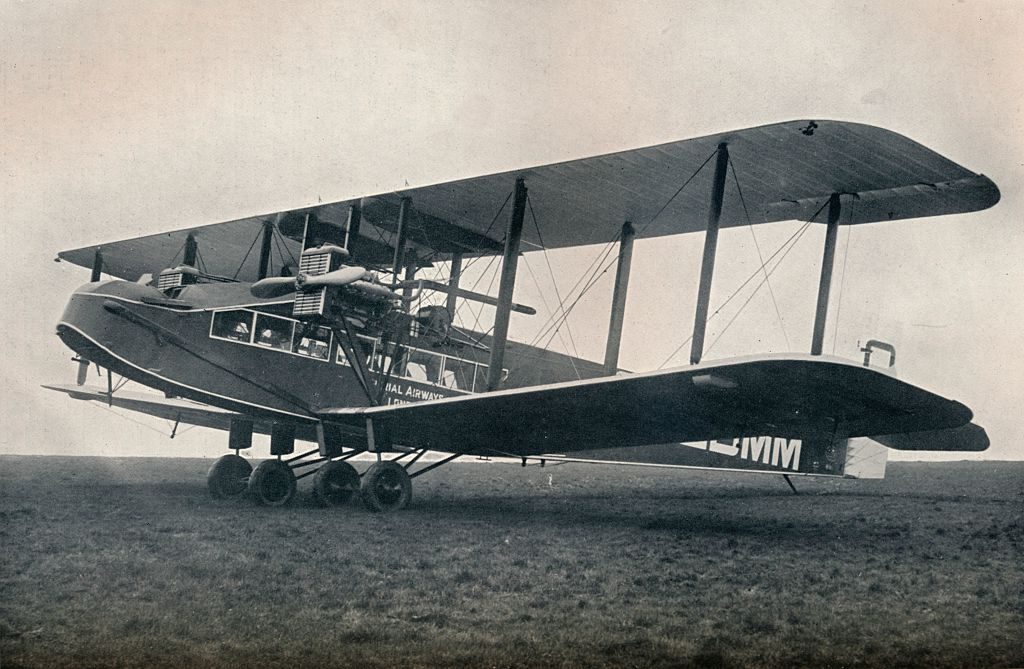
540,434,883,479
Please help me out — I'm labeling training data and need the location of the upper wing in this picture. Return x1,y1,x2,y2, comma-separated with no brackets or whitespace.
319,354,983,456
58,120,999,282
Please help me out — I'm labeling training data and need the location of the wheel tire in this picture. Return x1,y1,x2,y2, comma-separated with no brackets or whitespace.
313,460,360,507
207,454,252,500
247,459,297,507
360,461,412,512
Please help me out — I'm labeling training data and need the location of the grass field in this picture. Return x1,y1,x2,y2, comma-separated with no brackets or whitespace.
1,456,1022,668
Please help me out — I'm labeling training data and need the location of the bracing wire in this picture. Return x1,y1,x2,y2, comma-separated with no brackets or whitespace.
528,149,720,351
703,221,813,357
521,254,582,378
657,219,814,368
231,226,264,280
277,224,298,268
654,194,832,368
451,190,513,277
526,193,582,361
729,155,790,350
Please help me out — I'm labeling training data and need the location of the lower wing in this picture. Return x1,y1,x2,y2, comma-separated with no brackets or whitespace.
319,354,987,455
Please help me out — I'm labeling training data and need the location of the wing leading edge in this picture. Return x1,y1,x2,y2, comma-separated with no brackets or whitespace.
319,355,985,456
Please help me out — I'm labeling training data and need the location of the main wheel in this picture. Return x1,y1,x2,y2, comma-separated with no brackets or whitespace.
360,461,412,512
247,459,296,507
313,460,360,507
207,454,252,499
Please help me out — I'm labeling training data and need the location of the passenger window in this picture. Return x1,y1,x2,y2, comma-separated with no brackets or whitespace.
406,349,442,383
211,310,254,343
292,324,331,360
336,336,375,368
254,314,294,351
441,357,476,391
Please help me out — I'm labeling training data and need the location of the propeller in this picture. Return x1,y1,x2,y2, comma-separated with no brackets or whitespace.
250,265,368,298
295,265,367,290
250,276,298,298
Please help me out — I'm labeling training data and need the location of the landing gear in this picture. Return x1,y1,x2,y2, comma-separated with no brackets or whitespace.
313,460,360,507
360,461,413,512
208,438,459,512
207,454,252,499
247,459,297,507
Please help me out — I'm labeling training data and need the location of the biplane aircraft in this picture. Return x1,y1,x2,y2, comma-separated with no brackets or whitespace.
47,120,999,512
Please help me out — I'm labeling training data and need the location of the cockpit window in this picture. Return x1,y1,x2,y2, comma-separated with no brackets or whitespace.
254,314,294,351
211,310,254,343
292,324,332,360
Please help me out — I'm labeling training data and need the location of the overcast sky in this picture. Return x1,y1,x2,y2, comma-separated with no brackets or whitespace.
2,1,1022,460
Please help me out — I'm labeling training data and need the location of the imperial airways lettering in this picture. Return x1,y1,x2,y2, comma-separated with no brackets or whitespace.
685,436,802,471
383,381,450,405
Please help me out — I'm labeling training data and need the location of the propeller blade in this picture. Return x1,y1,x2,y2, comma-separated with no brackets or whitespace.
400,279,537,315
250,276,298,298
298,265,367,290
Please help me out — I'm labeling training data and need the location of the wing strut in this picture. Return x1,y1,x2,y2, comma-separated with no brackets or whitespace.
344,204,361,256
90,248,103,282
446,252,463,317
604,221,635,374
487,177,528,391
257,221,274,280
811,193,842,355
690,143,730,365
392,197,411,279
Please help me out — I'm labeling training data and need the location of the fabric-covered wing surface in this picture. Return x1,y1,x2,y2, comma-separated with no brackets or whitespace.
319,355,980,456
58,120,999,282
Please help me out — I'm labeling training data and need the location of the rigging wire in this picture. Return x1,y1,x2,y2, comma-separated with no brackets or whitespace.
231,226,264,280
654,196,832,368
704,221,813,357
656,220,814,368
528,149,720,351
729,155,790,350
526,193,582,361
167,239,188,268
521,254,582,379
458,251,501,334
271,229,292,275
451,190,513,277
96,404,176,439
194,247,210,275
526,231,622,348
276,224,298,268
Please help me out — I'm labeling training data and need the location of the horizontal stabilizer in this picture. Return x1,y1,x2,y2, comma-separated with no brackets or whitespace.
871,423,989,452
41,384,318,441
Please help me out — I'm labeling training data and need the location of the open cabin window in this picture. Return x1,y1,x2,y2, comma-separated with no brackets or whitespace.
441,356,476,391
292,324,332,360
254,314,294,351
406,349,442,384
211,310,255,343
336,334,376,368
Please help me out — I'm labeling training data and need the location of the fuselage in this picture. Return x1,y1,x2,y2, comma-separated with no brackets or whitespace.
56,280,606,427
